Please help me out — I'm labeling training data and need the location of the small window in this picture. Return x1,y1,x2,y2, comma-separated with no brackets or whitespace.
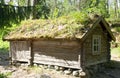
92,35,101,54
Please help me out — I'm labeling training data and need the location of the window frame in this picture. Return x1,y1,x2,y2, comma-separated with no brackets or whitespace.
92,35,101,55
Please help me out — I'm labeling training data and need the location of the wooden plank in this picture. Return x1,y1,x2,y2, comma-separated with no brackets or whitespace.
10,41,31,62
34,58,78,64
33,40,81,69
85,60,107,66
33,40,80,47
83,24,109,66
33,60,79,69
34,55,78,61
28,41,34,65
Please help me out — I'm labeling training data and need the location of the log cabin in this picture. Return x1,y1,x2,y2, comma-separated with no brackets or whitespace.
3,14,115,71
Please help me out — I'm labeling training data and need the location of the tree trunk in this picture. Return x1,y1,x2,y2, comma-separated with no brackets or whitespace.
114,0,119,18
33,0,38,19
27,0,33,19
106,0,110,16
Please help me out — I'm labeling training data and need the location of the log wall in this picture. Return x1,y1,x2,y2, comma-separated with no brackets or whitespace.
83,24,109,66
10,41,31,62
33,40,81,69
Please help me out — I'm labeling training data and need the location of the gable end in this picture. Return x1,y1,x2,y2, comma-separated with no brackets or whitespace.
81,16,115,42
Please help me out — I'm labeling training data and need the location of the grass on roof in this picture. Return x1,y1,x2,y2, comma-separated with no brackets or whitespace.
5,12,97,39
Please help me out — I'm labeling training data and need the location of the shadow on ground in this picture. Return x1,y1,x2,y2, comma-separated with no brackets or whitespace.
0,48,9,66
93,60,120,78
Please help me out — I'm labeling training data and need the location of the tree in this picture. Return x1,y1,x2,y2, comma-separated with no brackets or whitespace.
33,0,50,19
114,0,119,18
1,0,5,4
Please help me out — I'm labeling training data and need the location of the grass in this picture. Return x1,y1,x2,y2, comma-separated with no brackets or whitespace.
0,73,7,78
0,72,12,78
28,66,44,74
4,12,98,40
111,47,120,58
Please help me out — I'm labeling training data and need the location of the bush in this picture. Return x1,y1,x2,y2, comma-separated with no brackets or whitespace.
0,73,7,78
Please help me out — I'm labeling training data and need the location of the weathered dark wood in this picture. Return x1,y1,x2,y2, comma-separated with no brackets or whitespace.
28,41,34,65
83,24,109,66
107,38,111,61
10,41,31,63
33,40,81,69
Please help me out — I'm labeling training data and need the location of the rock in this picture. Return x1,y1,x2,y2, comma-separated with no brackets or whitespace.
16,63,21,66
59,67,65,71
44,65,48,69
48,65,54,69
21,63,25,66
40,74,51,78
54,66,60,71
79,71,86,77
73,71,79,77
64,69,72,75
39,65,44,68
34,63,38,66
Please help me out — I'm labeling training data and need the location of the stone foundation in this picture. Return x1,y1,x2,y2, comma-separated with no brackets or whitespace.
13,62,105,78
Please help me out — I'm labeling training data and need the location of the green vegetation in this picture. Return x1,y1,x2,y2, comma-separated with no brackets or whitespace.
4,13,97,40
0,29,9,52
111,47,120,58
0,24,18,52
0,72,12,78
0,73,7,78
0,40,9,53
28,66,44,74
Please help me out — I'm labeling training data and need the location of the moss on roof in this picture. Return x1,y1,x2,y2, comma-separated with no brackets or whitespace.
4,13,100,40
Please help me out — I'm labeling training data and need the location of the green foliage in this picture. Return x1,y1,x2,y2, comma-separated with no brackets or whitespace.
0,73,7,78
51,8,59,18
0,72,12,78
28,66,44,74
0,23,18,52
111,47,120,58
33,0,50,19
0,39,9,52
69,12,89,24
115,27,120,32
8,0,14,5
18,0,26,6
83,0,108,17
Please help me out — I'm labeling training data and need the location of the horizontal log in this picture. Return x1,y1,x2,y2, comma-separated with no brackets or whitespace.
33,60,80,69
34,52,79,61
12,58,29,62
33,40,80,47
34,57,78,63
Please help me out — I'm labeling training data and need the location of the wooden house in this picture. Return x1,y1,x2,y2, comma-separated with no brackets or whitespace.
3,14,115,70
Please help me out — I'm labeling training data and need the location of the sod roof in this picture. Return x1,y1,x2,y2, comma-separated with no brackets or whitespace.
4,14,101,40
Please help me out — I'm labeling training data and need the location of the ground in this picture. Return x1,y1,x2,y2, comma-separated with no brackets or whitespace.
0,51,120,78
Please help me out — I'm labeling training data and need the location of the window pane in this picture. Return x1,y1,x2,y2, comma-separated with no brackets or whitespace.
93,35,101,54
94,39,97,44
94,46,97,51
96,46,98,52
